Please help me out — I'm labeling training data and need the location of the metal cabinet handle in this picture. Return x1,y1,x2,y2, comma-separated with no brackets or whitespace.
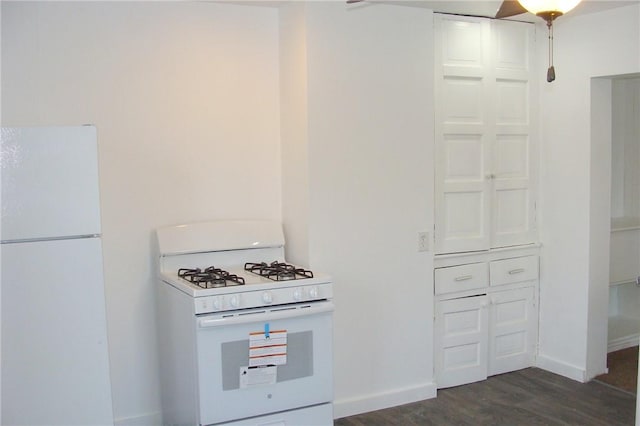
508,268,525,275
454,275,473,281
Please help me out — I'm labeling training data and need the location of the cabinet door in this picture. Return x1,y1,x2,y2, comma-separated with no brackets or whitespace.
434,15,492,254
434,16,537,254
490,21,537,248
435,295,489,388
488,287,537,376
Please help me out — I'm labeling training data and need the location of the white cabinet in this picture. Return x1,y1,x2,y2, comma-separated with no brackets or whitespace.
433,14,537,254
435,295,489,388
488,286,537,376
435,252,538,388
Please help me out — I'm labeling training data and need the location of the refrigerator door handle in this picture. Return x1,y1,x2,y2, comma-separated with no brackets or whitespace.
1,234,101,244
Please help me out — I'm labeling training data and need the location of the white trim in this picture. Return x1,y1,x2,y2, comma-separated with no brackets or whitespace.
333,382,437,420
114,412,162,426
535,354,586,382
608,334,640,353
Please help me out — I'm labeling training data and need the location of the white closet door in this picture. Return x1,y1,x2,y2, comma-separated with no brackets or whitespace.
491,21,537,248
488,286,537,376
435,295,489,388
435,15,492,254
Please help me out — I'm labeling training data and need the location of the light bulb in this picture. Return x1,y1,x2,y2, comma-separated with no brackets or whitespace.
518,0,582,15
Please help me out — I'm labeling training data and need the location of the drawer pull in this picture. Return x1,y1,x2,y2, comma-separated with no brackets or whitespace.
454,275,473,282
508,268,525,275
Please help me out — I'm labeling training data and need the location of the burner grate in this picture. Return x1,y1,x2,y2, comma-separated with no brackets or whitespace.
178,267,245,289
244,261,313,281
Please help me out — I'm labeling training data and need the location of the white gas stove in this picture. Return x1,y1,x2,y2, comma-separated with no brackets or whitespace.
155,220,334,426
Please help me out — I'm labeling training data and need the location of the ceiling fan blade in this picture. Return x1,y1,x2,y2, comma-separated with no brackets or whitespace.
495,0,528,18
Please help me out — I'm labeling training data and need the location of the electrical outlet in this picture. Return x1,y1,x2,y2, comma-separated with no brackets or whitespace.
418,231,429,252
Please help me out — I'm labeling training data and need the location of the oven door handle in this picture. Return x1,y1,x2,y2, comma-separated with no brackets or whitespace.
198,302,334,328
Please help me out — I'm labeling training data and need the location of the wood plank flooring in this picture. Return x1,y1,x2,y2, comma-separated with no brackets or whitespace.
334,368,636,425
596,346,639,393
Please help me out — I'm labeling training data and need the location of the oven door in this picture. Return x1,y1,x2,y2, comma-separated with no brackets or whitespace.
195,301,334,425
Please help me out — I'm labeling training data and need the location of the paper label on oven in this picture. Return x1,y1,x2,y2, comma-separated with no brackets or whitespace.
239,366,277,388
249,329,287,367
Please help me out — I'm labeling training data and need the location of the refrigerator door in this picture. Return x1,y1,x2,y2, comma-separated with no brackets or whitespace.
1,237,114,425
1,126,102,241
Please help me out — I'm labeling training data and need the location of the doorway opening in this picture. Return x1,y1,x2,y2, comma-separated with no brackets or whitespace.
591,73,640,396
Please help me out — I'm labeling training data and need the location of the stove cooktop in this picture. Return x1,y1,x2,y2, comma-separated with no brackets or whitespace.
161,261,331,299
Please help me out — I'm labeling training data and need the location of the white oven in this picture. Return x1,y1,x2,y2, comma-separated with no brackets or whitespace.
196,303,333,425
155,221,334,426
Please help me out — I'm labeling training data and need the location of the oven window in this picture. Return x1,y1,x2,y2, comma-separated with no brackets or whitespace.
220,331,314,391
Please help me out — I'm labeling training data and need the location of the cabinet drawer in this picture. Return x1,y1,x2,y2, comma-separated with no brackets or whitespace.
435,263,488,295
489,256,538,287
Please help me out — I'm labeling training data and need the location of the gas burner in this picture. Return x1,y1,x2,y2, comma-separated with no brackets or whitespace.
178,267,245,289
244,261,314,281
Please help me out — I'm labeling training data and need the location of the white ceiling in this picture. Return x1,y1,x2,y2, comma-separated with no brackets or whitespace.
214,0,639,22
357,0,639,22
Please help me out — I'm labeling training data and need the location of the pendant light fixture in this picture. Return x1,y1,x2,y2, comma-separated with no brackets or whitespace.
517,0,582,82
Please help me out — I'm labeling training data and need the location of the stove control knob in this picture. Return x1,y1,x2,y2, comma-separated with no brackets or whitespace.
308,286,319,299
262,291,273,304
293,288,303,301
229,295,240,309
212,297,221,311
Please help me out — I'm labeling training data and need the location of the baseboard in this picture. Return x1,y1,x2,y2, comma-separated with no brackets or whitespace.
333,381,437,419
114,411,162,426
608,335,640,353
536,354,586,382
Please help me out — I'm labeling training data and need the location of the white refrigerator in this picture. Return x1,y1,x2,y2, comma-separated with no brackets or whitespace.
1,126,114,425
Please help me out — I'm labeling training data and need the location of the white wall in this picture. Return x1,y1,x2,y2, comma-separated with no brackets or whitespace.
537,3,640,381
280,2,436,417
302,3,436,417
1,2,280,424
280,2,310,267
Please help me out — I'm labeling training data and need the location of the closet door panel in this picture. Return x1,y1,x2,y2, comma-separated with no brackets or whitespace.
442,77,485,124
493,20,531,77
440,17,485,70
488,286,537,376
496,80,529,125
493,184,533,246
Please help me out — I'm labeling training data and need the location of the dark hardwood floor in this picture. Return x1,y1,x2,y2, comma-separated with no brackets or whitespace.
334,368,636,425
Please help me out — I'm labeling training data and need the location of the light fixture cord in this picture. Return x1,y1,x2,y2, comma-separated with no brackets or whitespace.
548,21,554,68
546,20,556,82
